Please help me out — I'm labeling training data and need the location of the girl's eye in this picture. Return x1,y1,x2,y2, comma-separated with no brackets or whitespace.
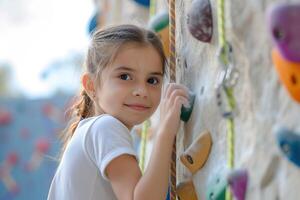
119,74,131,80
147,77,159,85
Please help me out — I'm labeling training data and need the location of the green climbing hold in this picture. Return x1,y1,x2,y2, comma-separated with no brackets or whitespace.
206,175,227,200
180,91,196,122
148,11,169,32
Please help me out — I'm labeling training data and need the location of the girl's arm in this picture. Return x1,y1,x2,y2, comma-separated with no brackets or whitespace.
106,83,189,200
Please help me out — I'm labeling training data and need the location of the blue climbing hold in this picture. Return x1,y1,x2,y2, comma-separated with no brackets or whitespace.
276,127,300,168
88,11,99,36
132,0,150,7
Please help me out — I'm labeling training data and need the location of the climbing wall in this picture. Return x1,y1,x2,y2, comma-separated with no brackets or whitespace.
0,96,71,200
175,0,300,199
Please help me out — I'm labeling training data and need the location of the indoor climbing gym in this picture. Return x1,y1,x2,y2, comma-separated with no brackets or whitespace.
0,0,300,200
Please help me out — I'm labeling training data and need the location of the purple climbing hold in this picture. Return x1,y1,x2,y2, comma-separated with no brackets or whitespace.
187,0,213,43
227,169,248,200
267,3,300,62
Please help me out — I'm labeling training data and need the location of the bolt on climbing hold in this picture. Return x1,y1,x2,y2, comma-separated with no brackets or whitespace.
227,169,248,200
276,127,300,168
148,11,170,57
267,3,300,62
180,90,196,122
271,48,300,103
180,130,212,174
176,180,198,200
207,175,227,200
187,0,213,43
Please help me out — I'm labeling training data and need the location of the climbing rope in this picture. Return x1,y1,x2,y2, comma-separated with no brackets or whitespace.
217,0,237,200
169,0,177,200
139,120,150,173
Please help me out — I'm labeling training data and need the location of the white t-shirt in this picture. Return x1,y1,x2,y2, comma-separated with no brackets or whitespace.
47,114,138,200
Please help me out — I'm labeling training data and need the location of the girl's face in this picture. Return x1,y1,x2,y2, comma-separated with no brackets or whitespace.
95,43,164,129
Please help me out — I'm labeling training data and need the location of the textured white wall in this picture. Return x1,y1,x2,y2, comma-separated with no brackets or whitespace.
175,0,300,199
95,0,300,198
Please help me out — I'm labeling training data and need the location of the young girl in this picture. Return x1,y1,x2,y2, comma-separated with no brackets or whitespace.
47,24,190,200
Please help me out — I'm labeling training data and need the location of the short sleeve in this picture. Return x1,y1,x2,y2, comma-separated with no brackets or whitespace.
84,115,138,181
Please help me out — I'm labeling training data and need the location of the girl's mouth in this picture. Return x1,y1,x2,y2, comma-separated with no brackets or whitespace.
124,104,150,111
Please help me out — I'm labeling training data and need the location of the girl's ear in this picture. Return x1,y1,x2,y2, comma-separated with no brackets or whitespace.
82,73,96,98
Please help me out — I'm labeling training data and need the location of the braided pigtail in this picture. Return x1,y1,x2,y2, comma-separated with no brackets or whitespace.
59,90,94,159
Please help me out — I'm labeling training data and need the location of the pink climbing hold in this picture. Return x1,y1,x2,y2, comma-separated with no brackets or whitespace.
25,138,51,171
227,169,248,200
0,152,20,194
42,103,53,116
36,138,51,153
42,103,64,123
267,3,300,62
0,109,12,125
7,152,19,166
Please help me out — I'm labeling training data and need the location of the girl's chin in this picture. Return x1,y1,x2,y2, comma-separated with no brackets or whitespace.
125,119,148,129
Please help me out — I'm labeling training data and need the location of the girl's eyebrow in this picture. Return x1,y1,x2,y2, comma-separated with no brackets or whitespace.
115,66,163,76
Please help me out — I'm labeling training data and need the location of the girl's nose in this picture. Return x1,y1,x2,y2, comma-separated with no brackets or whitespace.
132,85,148,98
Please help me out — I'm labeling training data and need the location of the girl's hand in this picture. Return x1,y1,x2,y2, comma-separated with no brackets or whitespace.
158,83,190,137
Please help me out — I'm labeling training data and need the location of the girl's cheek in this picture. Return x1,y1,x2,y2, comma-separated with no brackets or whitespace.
154,90,162,103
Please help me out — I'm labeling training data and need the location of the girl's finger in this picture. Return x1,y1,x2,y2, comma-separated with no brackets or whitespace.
166,83,186,99
174,96,189,113
168,87,189,103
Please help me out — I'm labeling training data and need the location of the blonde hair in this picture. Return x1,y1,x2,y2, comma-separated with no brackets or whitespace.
60,24,167,157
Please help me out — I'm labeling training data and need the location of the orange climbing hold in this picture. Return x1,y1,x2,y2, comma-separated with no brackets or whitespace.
180,130,212,174
176,180,198,200
272,48,300,103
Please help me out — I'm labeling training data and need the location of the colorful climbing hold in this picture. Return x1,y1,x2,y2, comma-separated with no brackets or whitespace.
272,48,300,103
187,0,213,43
207,175,226,200
42,103,65,123
227,169,248,200
267,3,300,62
148,11,170,57
276,127,300,168
180,91,196,122
7,152,19,167
132,0,150,7
25,138,51,171
176,180,198,200
0,152,20,194
0,109,12,125
88,11,99,35
180,130,212,174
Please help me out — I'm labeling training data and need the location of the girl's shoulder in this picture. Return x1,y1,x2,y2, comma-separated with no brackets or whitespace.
78,114,129,133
